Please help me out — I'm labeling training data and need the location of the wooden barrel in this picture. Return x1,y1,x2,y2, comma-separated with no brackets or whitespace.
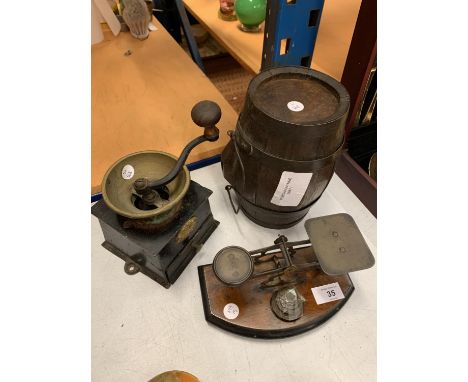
221,66,350,229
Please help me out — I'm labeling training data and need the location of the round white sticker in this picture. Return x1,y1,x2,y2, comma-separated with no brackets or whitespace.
223,303,239,320
121,164,135,180
287,101,304,112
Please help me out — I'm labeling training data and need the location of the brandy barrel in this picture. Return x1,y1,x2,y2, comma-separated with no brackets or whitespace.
221,66,350,228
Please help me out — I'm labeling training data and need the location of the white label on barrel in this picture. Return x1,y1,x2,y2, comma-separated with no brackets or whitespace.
121,164,135,180
270,171,313,207
223,303,239,320
287,101,304,112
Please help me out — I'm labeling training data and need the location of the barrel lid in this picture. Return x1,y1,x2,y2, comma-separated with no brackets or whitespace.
249,67,349,126
304,213,375,275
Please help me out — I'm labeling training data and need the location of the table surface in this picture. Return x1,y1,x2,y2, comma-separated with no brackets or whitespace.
183,0,362,80
91,20,238,194
92,163,376,382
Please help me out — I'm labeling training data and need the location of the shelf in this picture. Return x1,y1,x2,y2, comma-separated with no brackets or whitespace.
183,0,362,80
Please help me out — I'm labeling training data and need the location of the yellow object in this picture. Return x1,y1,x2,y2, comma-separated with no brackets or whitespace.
148,370,200,382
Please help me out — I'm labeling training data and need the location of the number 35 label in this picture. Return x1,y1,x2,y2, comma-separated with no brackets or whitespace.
311,282,345,305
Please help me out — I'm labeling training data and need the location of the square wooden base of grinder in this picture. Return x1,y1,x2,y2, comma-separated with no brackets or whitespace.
198,264,354,339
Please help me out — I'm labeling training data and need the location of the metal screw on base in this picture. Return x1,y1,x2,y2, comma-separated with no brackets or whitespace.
124,262,140,275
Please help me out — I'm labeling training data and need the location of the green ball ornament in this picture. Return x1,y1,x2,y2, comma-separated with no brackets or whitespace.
235,0,267,32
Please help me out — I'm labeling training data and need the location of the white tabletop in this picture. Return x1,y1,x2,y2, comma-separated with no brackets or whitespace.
92,163,376,382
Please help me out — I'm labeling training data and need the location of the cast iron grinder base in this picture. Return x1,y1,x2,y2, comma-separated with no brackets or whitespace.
92,181,219,288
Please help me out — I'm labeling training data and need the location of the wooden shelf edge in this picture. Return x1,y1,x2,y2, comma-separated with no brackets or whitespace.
183,3,259,74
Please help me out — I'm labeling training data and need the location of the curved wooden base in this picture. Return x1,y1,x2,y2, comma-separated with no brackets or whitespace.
198,258,354,339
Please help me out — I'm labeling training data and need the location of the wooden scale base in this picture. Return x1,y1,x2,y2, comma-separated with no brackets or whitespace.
198,245,354,339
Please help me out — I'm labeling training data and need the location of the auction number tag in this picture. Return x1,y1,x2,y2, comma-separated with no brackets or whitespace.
311,282,345,305
223,303,239,320
121,164,135,180
287,101,304,112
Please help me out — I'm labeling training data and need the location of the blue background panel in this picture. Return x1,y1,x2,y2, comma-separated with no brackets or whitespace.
262,0,324,69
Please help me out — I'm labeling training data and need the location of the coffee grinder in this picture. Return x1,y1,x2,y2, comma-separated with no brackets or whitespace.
92,100,222,288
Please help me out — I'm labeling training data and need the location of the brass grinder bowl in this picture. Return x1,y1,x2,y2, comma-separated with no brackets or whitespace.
102,151,190,223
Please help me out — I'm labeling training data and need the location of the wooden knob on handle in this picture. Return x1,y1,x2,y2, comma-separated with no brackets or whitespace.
191,100,221,141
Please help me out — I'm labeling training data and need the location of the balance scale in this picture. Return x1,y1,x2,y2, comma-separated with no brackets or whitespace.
198,213,375,338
